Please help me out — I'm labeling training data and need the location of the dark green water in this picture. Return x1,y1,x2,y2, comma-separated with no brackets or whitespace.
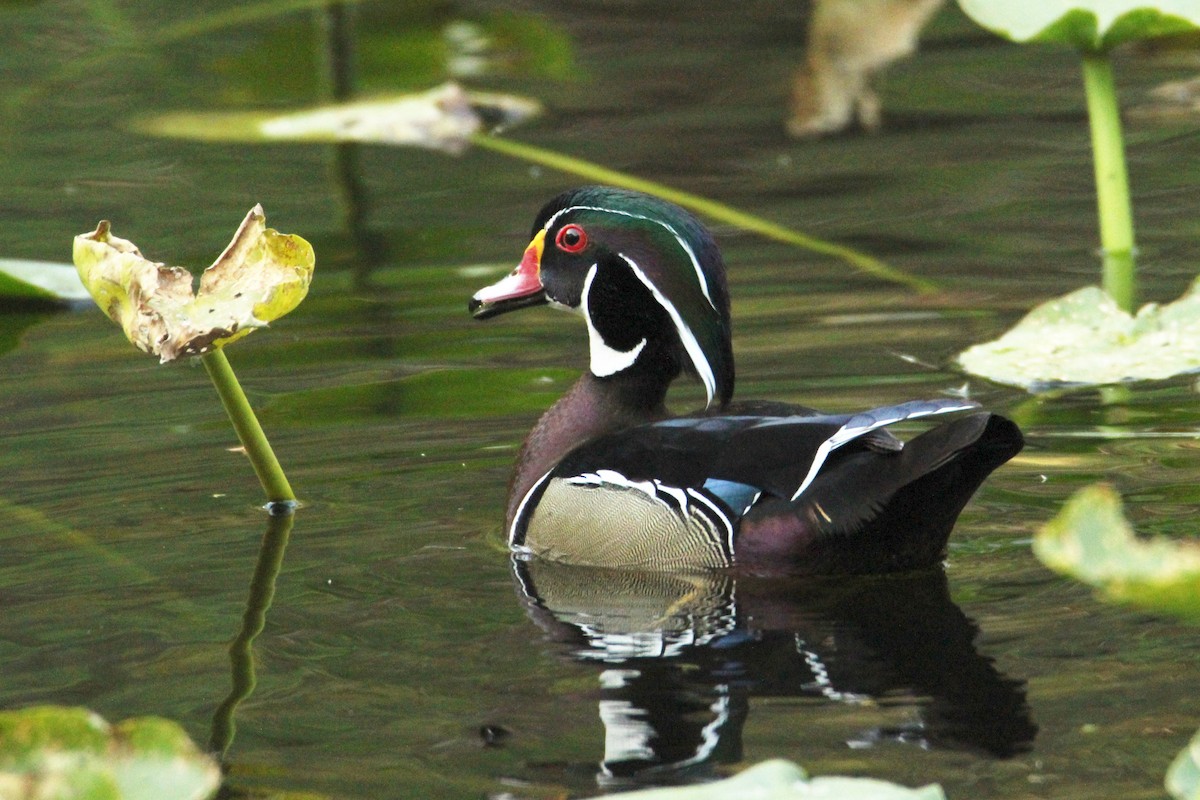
2,2,1199,798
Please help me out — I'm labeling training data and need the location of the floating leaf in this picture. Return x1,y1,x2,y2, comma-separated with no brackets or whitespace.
259,83,478,152
73,205,314,363
1034,483,1200,621
0,259,91,304
1168,727,1200,800
957,281,1200,390
592,760,945,800
957,0,1200,51
136,82,540,155
0,705,220,800
135,82,918,290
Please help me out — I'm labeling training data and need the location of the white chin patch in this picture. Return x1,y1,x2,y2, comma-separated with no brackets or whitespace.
589,333,647,377
582,263,646,377
549,298,580,314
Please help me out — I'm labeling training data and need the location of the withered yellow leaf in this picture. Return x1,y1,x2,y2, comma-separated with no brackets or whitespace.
73,205,314,363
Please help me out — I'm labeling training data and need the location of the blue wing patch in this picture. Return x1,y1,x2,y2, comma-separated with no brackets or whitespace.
702,478,762,517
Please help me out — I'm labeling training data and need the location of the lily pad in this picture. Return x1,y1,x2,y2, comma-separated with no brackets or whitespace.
0,259,91,304
956,281,1200,390
73,205,314,363
957,0,1200,51
1168,726,1200,800
592,760,945,800
1034,483,1200,621
0,705,220,800
135,82,540,155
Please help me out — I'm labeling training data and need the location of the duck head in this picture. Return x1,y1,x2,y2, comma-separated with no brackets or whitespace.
469,187,735,407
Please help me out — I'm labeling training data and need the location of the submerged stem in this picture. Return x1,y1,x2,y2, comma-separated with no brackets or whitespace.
471,134,937,293
201,348,297,507
1081,52,1136,312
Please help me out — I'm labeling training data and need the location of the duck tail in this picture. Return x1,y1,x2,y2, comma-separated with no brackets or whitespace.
737,413,1023,573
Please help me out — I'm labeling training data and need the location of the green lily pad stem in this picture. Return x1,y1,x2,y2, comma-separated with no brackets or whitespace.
470,134,938,294
1082,52,1136,311
73,208,311,508
202,348,297,510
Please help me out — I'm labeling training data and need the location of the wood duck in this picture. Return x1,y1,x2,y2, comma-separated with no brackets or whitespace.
469,186,1022,574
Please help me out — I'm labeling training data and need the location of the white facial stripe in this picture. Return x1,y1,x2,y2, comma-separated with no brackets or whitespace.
544,204,716,311
619,255,717,406
583,263,648,377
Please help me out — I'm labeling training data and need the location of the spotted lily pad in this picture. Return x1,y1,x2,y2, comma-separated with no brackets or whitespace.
956,281,1200,390
1034,483,1200,621
957,0,1200,51
1168,727,1200,800
593,760,945,800
135,82,540,155
73,205,314,363
0,705,220,800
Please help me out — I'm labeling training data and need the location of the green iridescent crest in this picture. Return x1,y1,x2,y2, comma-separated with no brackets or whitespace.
560,187,735,406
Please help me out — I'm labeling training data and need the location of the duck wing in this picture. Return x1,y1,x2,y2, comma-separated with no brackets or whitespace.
551,398,979,502
736,410,1023,572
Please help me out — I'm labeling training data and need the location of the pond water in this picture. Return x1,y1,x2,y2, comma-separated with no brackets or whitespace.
2,2,1199,798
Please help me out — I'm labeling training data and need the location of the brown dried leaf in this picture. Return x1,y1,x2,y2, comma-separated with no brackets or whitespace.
73,205,314,363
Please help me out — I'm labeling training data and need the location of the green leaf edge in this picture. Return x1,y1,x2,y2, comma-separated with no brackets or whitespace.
958,3,1200,51
1034,483,1200,621
956,280,1200,391
0,706,220,800
1036,8,1198,51
0,259,92,304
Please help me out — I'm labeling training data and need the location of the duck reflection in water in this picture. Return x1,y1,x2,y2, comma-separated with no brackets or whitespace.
512,557,1037,790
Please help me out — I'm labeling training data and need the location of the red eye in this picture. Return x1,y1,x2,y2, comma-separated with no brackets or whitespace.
555,224,588,253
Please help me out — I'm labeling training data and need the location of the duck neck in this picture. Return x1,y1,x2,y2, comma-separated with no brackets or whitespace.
507,369,671,526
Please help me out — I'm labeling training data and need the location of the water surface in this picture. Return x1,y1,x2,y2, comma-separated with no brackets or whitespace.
2,2,1199,798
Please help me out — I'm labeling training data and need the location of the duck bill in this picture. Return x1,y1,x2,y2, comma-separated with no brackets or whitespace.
469,230,548,320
